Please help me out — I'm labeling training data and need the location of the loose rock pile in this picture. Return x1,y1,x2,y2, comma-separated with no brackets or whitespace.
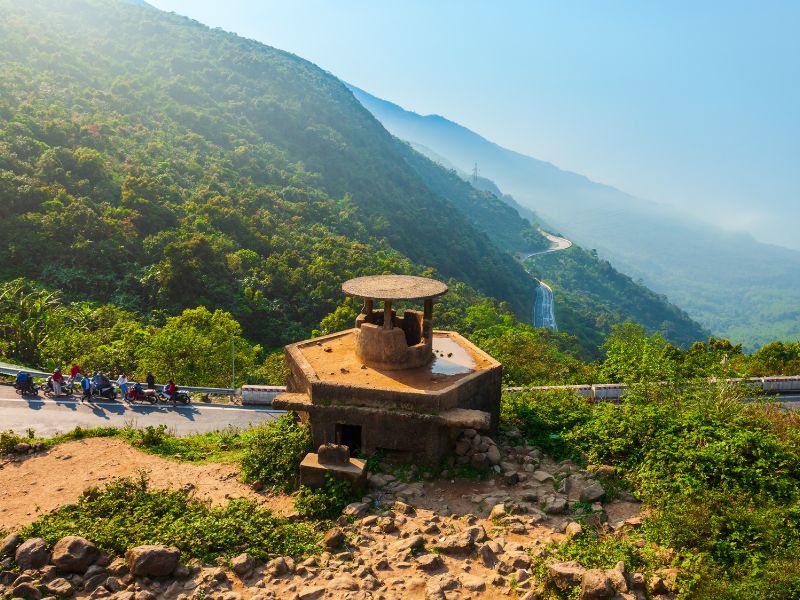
0,426,679,599
453,429,501,469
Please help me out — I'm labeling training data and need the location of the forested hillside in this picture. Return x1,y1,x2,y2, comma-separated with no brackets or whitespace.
0,0,536,349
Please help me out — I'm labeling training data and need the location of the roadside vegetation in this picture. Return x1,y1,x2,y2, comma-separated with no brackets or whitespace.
504,384,800,598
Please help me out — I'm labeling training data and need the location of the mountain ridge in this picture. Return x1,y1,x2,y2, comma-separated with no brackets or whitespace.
349,84,800,349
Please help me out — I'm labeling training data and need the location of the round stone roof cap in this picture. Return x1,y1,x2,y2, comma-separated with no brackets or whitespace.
342,275,448,301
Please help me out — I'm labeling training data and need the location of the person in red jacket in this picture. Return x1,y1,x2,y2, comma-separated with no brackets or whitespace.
51,367,65,396
69,363,81,381
165,379,178,404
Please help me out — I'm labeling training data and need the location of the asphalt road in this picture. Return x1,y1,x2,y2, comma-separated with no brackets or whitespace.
533,282,558,330
0,386,282,437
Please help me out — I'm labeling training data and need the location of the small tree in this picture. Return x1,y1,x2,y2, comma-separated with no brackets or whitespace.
137,306,259,387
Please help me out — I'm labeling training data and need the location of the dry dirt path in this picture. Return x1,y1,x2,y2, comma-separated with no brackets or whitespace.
0,437,293,530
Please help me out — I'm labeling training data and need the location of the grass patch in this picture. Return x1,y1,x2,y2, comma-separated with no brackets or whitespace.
21,474,320,562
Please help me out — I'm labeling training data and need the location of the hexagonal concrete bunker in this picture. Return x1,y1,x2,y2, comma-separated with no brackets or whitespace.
272,276,502,465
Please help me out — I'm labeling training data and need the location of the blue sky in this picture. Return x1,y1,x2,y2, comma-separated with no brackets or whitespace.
149,1,800,250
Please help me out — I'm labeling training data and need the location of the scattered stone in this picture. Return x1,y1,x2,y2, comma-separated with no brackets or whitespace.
532,470,554,483
580,480,606,503
52,536,99,573
461,574,486,591
393,535,425,553
489,503,506,520
606,561,628,593
343,502,370,518
542,496,567,514
15,537,51,570
230,553,255,576
297,585,325,600
0,533,20,558
125,545,180,578
12,581,42,599
416,554,443,573
329,575,359,590
549,561,586,590
581,569,614,599
564,521,583,539
486,444,501,465
321,528,345,550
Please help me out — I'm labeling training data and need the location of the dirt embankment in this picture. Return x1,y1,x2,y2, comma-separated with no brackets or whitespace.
0,438,293,530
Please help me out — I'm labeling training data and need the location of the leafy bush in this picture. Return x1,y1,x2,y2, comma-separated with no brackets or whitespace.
500,389,593,459
240,414,311,491
294,474,356,519
0,430,25,455
21,475,319,561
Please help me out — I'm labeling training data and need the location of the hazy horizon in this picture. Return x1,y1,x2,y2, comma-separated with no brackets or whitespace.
149,0,800,251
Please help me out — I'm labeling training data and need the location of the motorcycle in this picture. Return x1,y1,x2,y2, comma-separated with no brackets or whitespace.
158,388,191,405
126,383,157,404
94,381,117,400
43,376,75,397
13,377,38,396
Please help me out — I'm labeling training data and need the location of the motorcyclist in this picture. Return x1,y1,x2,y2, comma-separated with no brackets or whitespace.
91,371,101,393
69,363,81,382
51,367,64,396
146,372,155,390
15,371,33,394
165,379,178,404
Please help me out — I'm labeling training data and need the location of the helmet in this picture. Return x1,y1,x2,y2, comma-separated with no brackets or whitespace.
54,367,61,373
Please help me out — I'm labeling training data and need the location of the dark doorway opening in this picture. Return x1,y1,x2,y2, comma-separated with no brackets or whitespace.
335,423,362,454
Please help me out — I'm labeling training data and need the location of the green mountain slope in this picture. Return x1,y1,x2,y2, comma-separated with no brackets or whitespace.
350,85,800,350
0,0,537,347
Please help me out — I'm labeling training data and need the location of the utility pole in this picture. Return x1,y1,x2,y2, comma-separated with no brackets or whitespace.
231,334,235,403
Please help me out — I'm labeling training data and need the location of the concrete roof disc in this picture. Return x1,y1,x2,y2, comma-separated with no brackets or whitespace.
342,275,448,301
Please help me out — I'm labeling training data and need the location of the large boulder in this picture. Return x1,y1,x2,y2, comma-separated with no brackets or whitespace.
125,545,180,578
15,537,50,570
52,536,99,573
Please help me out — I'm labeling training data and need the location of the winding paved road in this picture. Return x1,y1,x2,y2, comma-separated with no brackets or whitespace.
519,230,571,331
0,386,282,437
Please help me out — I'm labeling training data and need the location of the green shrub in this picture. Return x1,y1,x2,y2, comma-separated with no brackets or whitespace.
294,475,355,519
500,389,593,458
21,474,319,561
240,414,311,491
0,430,25,455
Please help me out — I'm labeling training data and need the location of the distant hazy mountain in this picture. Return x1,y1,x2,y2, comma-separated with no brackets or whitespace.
350,85,800,349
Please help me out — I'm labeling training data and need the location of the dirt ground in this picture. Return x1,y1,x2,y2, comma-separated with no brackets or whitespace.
0,438,294,530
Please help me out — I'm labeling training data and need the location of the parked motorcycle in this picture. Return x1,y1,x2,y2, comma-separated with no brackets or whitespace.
13,374,38,396
95,382,117,400
126,382,157,404
43,376,75,397
158,389,191,405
